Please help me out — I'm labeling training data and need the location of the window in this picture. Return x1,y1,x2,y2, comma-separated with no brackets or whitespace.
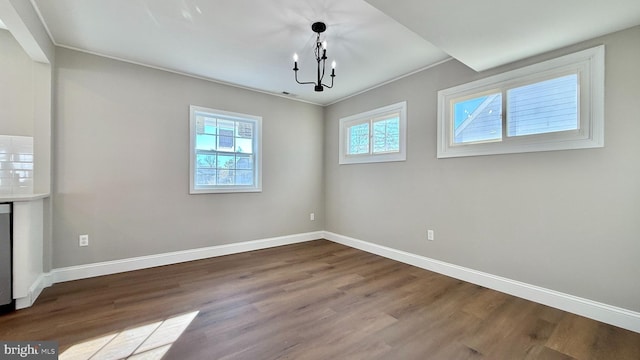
189,106,261,193
437,45,604,158
339,101,407,164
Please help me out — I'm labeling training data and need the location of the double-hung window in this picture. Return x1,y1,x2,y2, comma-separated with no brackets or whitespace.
339,101,407,164
189,106,262,193
437,45,604,158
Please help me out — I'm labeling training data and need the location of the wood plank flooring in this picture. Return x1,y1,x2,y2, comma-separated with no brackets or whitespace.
1,240,638,359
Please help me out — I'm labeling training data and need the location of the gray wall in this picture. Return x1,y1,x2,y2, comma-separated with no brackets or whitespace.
53,48,325,268
0,29,34,136
324,26,640,312
51,25,639,312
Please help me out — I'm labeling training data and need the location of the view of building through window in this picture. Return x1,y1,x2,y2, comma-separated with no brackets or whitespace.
452,74,578,145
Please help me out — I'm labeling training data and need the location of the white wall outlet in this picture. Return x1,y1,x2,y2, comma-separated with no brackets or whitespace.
310,213,315,221
79,234,89,247
427,229,434,241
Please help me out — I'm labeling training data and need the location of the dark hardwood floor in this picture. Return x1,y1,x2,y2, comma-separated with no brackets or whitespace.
1,240,638,359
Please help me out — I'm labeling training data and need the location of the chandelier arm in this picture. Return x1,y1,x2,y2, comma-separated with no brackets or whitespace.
322,74,335,89
294,70,317,86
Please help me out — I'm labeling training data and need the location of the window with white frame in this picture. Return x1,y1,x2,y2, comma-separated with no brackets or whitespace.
189,106,262,194
339,101,407,164
437,45,604,158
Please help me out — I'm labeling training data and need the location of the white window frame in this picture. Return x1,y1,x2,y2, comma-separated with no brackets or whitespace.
189,105,262,194
339,101,407,164
437,45,604,158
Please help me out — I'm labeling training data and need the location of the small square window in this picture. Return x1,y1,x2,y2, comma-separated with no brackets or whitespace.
347,122,370,155
372,116,400,153
453,92,502,145
339,101,407,164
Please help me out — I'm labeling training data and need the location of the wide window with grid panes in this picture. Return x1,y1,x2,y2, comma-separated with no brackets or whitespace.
189,106,261,193
437,45,604,158
339,101,407,164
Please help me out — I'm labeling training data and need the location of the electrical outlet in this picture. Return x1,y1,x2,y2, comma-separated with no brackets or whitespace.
310,213,315,221
427,229,434,241
79,234,89,247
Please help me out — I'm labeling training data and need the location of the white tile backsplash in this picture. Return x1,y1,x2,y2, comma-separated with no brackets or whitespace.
0,135,34,195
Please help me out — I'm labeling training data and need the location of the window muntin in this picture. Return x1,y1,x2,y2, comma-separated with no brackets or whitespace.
339,101,407,164
190,106,261,193
437,45,604,158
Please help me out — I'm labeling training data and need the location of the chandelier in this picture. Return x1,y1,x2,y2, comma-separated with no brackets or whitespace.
293,22,336,92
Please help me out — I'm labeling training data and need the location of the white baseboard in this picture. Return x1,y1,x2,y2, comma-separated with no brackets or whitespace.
323,231,640,334
15,272,51,310
21,230,639,334
50,231,323,284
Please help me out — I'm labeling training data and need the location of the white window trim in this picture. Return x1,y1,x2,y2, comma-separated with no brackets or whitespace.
437,45,605,158
189,105,262,194
339,101,407,164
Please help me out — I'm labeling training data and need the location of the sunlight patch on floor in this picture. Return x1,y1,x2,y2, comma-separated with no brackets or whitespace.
60,311,199,360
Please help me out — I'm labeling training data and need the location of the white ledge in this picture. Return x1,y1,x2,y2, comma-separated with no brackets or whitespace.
0,193,50,202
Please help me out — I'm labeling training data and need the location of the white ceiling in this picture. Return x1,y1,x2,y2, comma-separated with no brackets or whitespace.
32,0,448,105
27,0,640,105
364,0,640,72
